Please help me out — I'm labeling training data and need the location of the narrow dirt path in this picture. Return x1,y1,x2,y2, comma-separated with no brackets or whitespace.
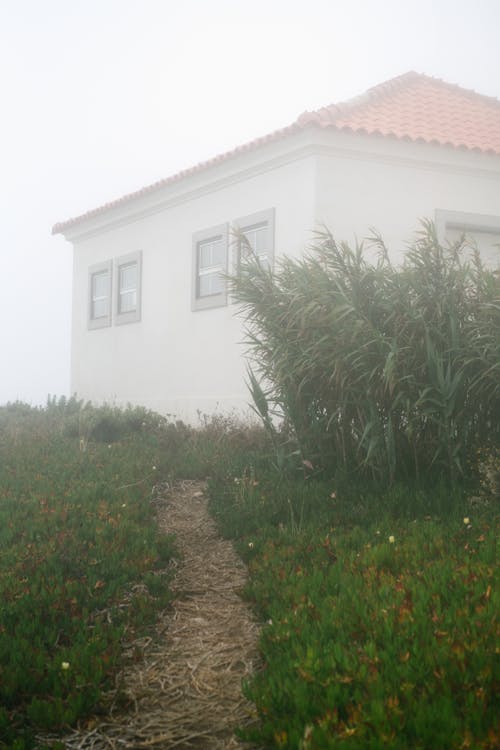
45,480,262,749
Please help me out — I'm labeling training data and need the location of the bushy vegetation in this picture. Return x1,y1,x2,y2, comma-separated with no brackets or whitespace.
210,224,499,747
0,400,268,748
1,399,498,749
231,221,499,484
2,222,498,748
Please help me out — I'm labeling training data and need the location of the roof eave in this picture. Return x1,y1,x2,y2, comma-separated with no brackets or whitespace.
52,122,302,237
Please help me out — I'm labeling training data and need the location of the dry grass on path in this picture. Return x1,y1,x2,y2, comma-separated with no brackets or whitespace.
41,480,262,749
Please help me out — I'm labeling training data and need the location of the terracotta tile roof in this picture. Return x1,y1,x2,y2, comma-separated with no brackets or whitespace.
53,72,500,235
297,71,500,155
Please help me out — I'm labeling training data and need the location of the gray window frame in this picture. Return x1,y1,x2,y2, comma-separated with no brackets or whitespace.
436,209,500,244
88,260,112,330
233,208,275,271
114,250,142,325
436,209,500,236
192,223,229,311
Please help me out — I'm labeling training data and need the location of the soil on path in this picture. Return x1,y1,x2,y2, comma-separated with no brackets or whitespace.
48,480,262,749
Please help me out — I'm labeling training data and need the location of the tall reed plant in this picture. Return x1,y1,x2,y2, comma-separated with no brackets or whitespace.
230,221,499,485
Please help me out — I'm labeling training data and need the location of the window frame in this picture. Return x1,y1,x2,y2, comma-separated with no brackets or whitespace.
233,208,275,272
435,209,500,267
114,251,142,325
88,260,112,330
192,223,229,311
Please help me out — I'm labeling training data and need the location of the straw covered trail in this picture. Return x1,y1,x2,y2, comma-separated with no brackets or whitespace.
43,480,262,749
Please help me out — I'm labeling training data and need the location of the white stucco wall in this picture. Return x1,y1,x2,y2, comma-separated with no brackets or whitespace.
69,130,317,421
313,130,500,266
66,126,500,421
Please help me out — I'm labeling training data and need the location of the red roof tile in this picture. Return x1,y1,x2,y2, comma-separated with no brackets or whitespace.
297,71,500,155
53,73,500,235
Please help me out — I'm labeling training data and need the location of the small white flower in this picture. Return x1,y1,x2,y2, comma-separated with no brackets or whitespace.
152,465,157,471
108,444,112,449
389,535,395,544
121,503,127,508
61,662,70,670
463,517,470,525
248,542,254,549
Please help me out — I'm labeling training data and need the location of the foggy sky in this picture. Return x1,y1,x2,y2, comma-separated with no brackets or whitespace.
1,0,499,406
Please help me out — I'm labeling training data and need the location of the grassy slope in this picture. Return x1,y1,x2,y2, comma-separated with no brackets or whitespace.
0,405,176,746
209,473,498,749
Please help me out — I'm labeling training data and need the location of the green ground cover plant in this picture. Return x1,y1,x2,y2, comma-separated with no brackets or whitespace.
0,401,177,746
0,399,270,748
209,470,498,749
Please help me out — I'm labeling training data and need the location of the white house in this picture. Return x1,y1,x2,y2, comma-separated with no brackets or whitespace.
53,72,500,422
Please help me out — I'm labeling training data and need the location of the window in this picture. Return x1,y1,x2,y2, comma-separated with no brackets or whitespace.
198,237,225,297
234,208,275,270
435,210,500,270
192,224,228,310
118,263,138,313
88,261,112,329
92,271,109,318
115,251,142,325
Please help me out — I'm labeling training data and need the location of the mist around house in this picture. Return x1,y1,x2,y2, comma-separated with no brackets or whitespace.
1,0,499,406
1,4,499,742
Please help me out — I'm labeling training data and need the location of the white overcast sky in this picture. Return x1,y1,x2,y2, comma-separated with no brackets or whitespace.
1,0,499,406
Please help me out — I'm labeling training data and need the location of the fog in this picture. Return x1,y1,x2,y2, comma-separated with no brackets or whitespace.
1,0,499,406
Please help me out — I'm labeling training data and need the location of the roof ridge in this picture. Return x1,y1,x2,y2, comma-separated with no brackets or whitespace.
296,71,500,127
410,72,500,107
295,72,418,126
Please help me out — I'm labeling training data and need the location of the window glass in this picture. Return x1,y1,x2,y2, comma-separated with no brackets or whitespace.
119,263,137,313
199,238,224,268
255,225,268,254
241,223,269,266
198,237,225,297
199,272,225,297
91,271,109,319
